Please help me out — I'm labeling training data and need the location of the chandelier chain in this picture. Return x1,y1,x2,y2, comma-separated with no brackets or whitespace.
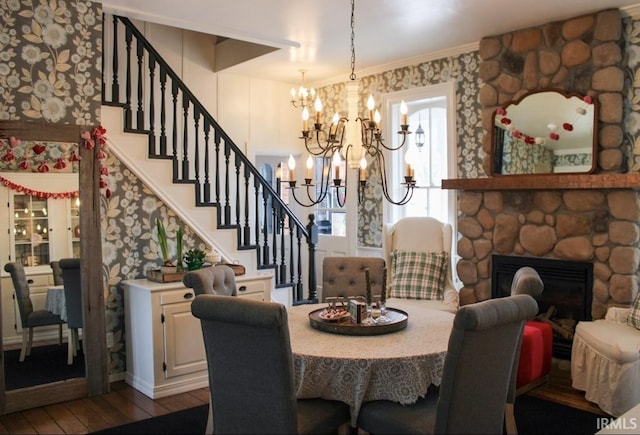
350,0,356,81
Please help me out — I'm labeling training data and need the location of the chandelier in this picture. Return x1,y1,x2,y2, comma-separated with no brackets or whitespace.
287,0,418,207
290,70,316,109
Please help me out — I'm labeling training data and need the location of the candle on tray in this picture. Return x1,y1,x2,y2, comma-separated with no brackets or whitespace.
381,267,387,305
364,268,372,305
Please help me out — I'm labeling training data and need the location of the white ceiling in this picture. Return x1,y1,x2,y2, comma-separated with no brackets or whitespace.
102,0,640,86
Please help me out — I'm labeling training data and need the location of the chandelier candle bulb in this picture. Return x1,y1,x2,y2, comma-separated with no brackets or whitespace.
305,155,313,180
367,94,375,121
302,107,309,132
314,97,323,124
400,100,408,125
288,154,296,181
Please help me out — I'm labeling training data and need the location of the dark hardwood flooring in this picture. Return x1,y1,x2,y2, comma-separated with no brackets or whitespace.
0,357,606,434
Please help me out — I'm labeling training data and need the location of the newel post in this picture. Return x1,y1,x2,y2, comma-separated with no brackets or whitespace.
306,213,319,303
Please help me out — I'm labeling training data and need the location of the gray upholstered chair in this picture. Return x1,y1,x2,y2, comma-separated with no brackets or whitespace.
191,295,350,434
50,260,64,286
4,262,64,362
356,294,538,434
182,265,237,296
59,258,83,365
322,256,385,302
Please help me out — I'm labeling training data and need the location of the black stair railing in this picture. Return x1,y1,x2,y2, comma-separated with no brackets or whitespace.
101,14,318,304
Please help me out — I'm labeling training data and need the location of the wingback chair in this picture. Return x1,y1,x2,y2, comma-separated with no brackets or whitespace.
357,294,538,434
191,294,350,434
59,258,83,365
182,265,237,296
4,262,64,362
383,216,459,309
322,256,385,302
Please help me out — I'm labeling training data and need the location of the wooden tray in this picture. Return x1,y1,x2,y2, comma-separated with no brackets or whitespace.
308,307,408,336
146,269,186,283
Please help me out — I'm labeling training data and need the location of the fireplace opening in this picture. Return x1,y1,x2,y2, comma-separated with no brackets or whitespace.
491,254,593,359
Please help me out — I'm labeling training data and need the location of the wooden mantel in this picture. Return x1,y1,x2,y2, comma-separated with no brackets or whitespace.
442,173,640,190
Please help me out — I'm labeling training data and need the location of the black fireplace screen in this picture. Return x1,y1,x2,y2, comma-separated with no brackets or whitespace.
491,254,593,359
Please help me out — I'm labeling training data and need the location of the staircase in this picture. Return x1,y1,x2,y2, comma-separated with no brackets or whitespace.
101,14,318,305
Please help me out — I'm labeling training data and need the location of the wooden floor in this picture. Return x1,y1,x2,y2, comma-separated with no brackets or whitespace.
0,358,606,434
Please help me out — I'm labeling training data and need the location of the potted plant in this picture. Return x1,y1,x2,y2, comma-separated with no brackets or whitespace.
156,218,173,272
184,248,207,271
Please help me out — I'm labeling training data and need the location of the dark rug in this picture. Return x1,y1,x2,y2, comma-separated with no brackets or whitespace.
3,343,85,390
91,395,604,435
91,404,208,434
515,394,605,434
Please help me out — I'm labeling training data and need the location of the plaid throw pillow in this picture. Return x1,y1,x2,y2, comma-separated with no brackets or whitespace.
391,250,448,300
627,292,640,330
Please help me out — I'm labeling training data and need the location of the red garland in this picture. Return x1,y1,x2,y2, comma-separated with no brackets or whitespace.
0,175,79,199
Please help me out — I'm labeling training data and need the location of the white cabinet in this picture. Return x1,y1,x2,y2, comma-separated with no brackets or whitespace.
122,272,273,399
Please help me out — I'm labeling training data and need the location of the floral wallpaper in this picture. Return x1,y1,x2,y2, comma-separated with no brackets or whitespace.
315,52,483,248
0,0,101,124
624,17,640,171
500,136,553,174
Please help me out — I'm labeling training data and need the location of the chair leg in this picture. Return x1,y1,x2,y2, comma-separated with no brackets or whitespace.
68,328,78,365
59,323,63,344
505,403,517,434
206,392,213,434
19,328,30,362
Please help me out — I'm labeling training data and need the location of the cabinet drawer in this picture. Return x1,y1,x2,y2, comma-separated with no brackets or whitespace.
160,289,196,305
237,279,266,296
24,274,53,289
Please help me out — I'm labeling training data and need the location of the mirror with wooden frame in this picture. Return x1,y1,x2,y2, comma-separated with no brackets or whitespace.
491,89,597,175
0,120,107,415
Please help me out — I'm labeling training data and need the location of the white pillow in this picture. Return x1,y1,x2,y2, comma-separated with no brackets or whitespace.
605,306,631,324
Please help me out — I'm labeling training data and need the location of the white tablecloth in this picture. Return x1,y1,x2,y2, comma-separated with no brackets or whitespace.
287,298,455,426
45,285,66,321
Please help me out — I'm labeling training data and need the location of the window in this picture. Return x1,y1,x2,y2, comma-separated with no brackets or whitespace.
312,156,346,236
383,83,457,227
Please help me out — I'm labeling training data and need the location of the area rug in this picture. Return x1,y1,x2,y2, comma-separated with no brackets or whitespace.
515,394,604,434
91,404,208,434
93,395,603,434
3,343,85,390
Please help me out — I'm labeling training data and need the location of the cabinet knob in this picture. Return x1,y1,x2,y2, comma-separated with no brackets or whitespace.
239,285,247,292
27,279,34,284
183,292,193,300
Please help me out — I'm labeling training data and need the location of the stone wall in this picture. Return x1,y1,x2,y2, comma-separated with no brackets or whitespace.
457,9,640,319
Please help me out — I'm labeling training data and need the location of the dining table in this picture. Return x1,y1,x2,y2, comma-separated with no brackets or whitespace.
286,298,456,426
45,284,67,321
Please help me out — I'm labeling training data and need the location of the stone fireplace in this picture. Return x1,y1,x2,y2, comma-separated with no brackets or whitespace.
445,8,640,320
491,254,593,359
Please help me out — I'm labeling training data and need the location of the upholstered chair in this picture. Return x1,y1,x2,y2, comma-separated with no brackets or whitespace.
357,294,538,434
4,262,64,362
322,256,385,302
382,216,459,309
182,265,237,296
50,261,64,286
59,258,84,365
191,294,350,434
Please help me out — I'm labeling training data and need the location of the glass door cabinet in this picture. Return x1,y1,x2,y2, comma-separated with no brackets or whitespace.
12,194,51,267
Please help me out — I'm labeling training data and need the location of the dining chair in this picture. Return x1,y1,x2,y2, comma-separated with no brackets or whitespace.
59,258,83,365
182,265,237,296
4,262,65,362
356,294,538,434
191,294,351,434
50,261,64,286
322,256,385,301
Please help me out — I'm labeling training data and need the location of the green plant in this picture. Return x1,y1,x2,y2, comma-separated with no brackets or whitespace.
184,248,207,271
156,218,172,267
